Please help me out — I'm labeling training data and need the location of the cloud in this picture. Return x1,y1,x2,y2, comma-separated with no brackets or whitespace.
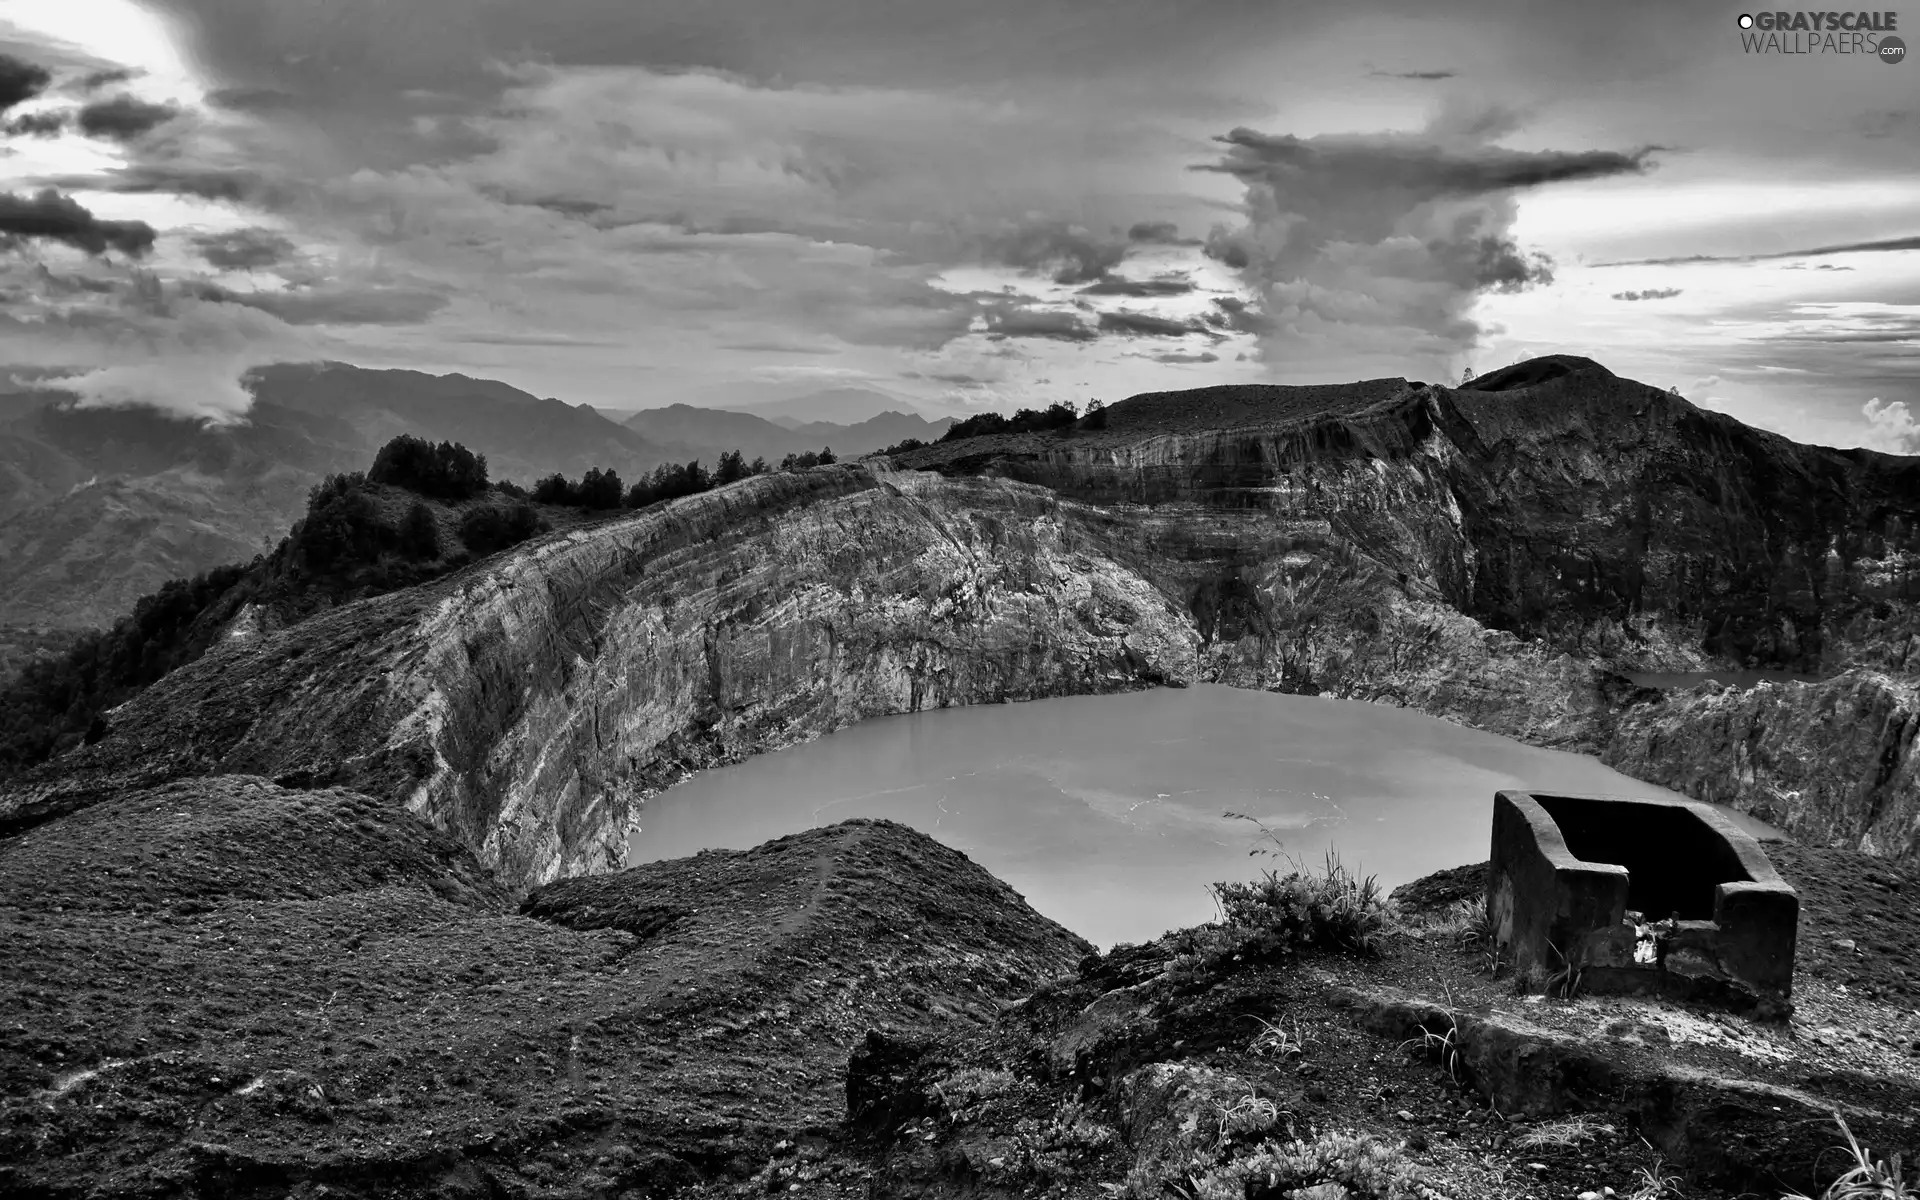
76,94,181,141
1147,350,1220,364
1127,220,1199,245
51,165,279,205
75,68,136,92
1098,310,1206,338
191,228,298,271
4,110,67,137
1208,296,1277,335
1862,398,1920,454
1368,68,1458,80
0,265,320,424
0,53,52,113
982,303,1098,342
978,220,1129,284
205,87,303,113
1193,104,1659,378
0,189,156,257
1601,235,1920,267
180,281,451,325
1078,276,1196,297
1612,287,1683,300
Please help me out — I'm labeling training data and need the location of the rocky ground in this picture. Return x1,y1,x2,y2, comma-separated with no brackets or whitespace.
4,770,1916,1199
837,839,1920,1200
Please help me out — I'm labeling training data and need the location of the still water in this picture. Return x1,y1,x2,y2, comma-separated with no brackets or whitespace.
626,684,1763,950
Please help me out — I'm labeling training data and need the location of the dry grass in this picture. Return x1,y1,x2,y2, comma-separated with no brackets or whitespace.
1512,1113,1618,1150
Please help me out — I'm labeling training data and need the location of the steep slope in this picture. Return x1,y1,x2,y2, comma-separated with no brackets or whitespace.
4,358,1915,884
0,783,1084,1197
0,365,681,639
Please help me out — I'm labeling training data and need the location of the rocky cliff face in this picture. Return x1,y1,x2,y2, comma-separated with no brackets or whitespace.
5,357,1916,882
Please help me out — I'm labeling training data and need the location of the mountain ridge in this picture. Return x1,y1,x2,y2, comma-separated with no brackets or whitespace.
5,355,1915,881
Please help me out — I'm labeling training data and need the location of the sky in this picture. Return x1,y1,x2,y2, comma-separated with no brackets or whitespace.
0,0,1914,450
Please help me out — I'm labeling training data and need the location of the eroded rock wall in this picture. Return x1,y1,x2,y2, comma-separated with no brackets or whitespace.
7,365,1916,882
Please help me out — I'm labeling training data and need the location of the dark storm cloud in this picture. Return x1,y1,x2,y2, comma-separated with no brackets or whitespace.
1097,310,1205,338
48,165,278,205
1197,127,1661,196
1126,220,1200,245
0,54,52,113
1612,288,1683,301
1077,276,1195,297
191,228,298,271
0,190,157,258
981,303,1098,342
1192,111,1661,377
1208,297,1276,335
979,221,1128,285
76,68,137,91
1602,235,1920,267
180,280,450,325
76,95,182,141
5,111,67,137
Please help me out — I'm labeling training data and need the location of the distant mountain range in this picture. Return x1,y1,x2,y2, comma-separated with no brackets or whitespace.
620,403,951,465
0,364,952,651
713,387,942,428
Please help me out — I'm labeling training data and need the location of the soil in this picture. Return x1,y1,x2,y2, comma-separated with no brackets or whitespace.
4,771,1916,1200
0,779,1086,1199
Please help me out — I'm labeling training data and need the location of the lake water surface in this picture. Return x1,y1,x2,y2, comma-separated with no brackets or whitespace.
627,685,1769,949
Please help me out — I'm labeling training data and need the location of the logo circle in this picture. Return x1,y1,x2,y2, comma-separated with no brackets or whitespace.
1737,12,1754,27
1880,35,1907,63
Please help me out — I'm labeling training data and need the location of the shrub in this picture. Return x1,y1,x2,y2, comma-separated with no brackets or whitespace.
1163,843,1389,983
367,435,488,499
778,447,837,471
1170,1131,1435,1200
292,473,396,573
882,437,925,456
941,401,1079,443
531,473,577,505
577,466,624,510
458,503,544,557
399,502,441,561
0,560,253,772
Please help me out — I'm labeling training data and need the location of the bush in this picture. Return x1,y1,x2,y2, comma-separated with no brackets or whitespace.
399,501,441,561
882,437,925,456
291,473,396,573
531,473,577,505
577,466,623,510
367,435,488,500
0,560,253,773
458,503,544,557
778,447,837,471
1162,843,1389,983
1170,1131,1432,1200
941,401,1079,443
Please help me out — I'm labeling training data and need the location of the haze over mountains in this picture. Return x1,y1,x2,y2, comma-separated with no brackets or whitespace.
0,365,949,652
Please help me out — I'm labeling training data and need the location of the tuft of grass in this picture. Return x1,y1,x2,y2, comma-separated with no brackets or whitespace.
1513,1113,1617,1150
1781,1111,1912,1200
1401,1016,1465,1087
1628,1156,1685,1200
